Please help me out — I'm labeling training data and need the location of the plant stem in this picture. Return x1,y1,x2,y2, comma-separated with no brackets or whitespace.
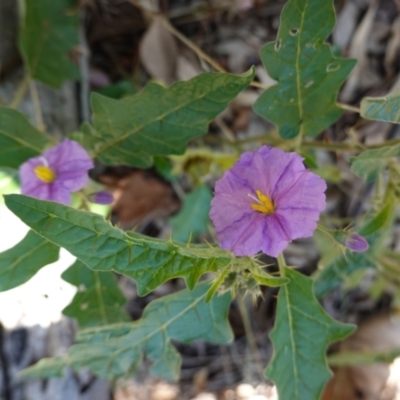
237,294,265,379
159,16,226,73
277,253,287,276
337,102,360,113
29,78,45,131
9,74,29,108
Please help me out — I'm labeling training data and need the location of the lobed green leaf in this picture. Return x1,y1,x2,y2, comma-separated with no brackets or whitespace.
350,143,400,182
253,0,355,139
5,194,232,296
361,87,400,123
21,282,233,381
314,200,395,298
62,260,129,329
0,107,51,168
0,230,59,292
19,0,80,87
79,69,254,167
267,267,354,400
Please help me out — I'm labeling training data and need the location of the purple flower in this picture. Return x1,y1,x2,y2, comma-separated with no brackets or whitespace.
89,191,114,205
209,146,327,257
345,233,369,253
20,139,94,205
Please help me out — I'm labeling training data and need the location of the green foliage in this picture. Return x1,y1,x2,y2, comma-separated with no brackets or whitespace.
61,260,129,328
21,356,70,379
5,194,233,296
5,195,287,297
170,185,212,242
328,348,400,367
78,69,254,167
19,0,80,87
361,87,400,123
0,230,59,292
267,267,354,400
21,282,233,381
314,200,395,298
350,143,400,182
253,0,355,139
95,80,138,99
0,107,51,168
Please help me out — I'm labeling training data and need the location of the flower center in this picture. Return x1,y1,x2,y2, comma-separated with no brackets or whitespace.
34,166,56,183
248,190,275,215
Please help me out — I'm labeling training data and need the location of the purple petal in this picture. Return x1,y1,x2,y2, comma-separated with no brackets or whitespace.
19,158,47,197
231,147,304,197
275,170,327,212
209,145,327,257
345,233,369,252
274,208,321,239
260,215,292,257
90,191,114,205
216,211,266,256
44,139,94,192
47,183,71,205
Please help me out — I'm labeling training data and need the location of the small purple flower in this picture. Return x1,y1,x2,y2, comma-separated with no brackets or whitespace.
345,233,369,253
89,191,114,205
209,146,327,257
20,139,94,205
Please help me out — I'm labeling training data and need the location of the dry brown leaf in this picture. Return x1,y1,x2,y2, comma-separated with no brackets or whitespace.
323,313,400,400
139,17,179,85
99,170,180,230
333,1,362,51
340,0,381,102
385,16,400,76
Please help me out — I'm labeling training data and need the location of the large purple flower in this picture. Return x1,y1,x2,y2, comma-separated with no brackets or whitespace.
210,146,327,257
20,139,94,205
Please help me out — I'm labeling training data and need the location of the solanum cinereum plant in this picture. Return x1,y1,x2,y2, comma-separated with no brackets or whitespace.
0,0,398,399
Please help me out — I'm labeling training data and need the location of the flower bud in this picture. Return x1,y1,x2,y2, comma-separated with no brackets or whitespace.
344,232,369,253
90,191,114,205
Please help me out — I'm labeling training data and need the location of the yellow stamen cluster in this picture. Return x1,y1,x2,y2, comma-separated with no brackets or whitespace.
250,190,275,215
34,166,56,183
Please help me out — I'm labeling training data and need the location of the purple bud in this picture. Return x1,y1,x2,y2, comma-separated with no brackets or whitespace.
345,233,369,253
90,191,114,205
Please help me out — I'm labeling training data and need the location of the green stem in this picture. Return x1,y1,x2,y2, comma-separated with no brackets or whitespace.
237,294,265,379
277,253,287,276
9,74,29,108
29,78,45,131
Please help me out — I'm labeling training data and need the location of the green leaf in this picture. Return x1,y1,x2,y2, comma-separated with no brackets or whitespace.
253,0,355,139
0,230,59,292
0,107,51,168
5,194,232,296
328,348,400,367
350,143,400,182
170,185,212,243
80,69,254,166
314,200,395,298
314,251,374,299
22,282,233,381
19,0,79,87
20,356,69,379
95,80,138,99
361,87,400,123
61,260,129,329
267,267,354,400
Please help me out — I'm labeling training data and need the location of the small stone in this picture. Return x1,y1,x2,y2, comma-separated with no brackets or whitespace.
151,382,179,400
236,383,256,398
190,393,217,400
